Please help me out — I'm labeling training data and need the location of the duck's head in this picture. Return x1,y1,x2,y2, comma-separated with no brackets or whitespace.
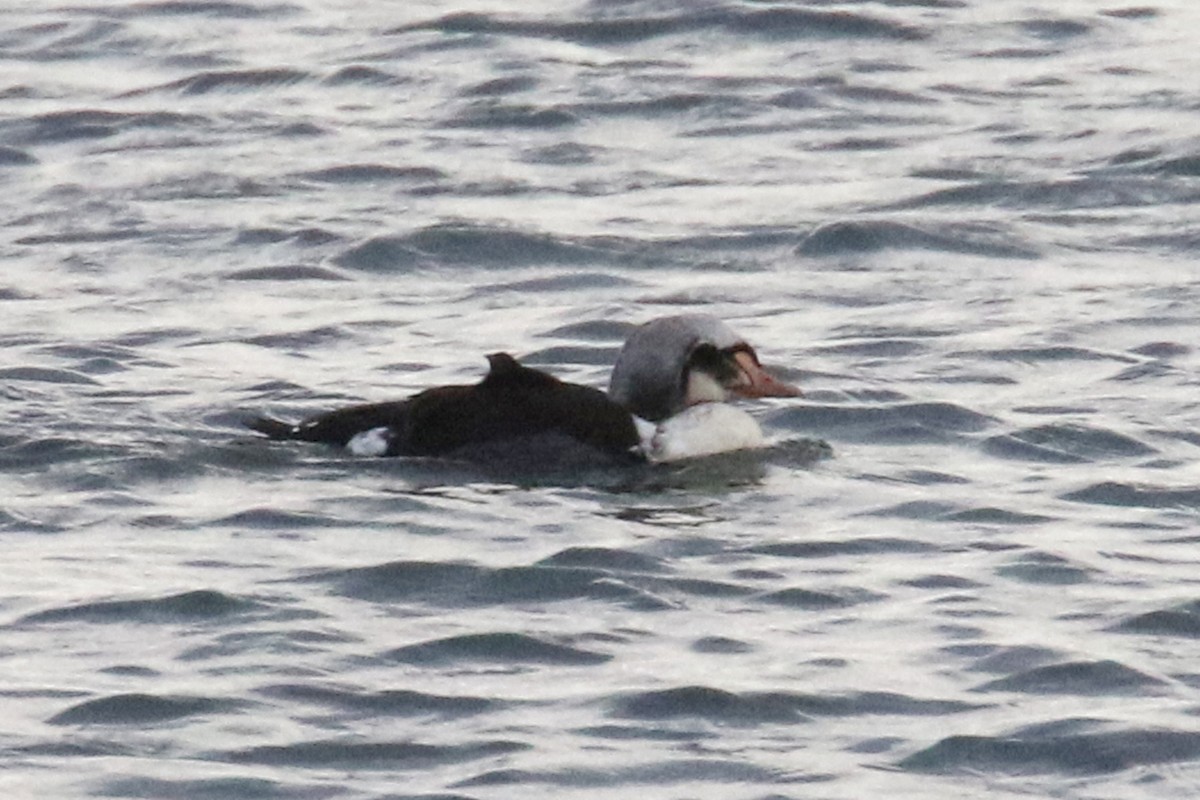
608,314,802,422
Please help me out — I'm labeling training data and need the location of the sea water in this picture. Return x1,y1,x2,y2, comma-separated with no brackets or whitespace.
3,1,1200,798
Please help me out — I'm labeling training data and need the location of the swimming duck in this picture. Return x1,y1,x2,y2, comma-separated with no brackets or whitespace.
245,314,801,464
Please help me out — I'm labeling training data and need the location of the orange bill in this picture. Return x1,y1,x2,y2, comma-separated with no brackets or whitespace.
731,351,803,398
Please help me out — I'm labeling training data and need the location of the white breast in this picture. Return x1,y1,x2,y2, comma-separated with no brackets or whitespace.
636,403,765,463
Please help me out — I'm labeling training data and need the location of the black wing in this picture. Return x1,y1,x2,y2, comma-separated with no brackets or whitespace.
245,397,419,449
245,353,640,460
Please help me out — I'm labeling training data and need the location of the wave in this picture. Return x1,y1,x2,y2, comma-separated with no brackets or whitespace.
296,164,446,185
881,175,1200,212
612,685,977,725
48,693,238,725
1063,481,1200,510
258,683,498,717
307,557,674,611
94,776,323,800
902,723,1200,776
17,589,263,625
223,738,529,769
983,423,1156,464
1114,601,1200,638
769,401,995,444
333,223,624,271
995,550,1092,585
132,67,310,95
798,219,1038,258
0,145,36,165
224,264,350,281
382,632,612,666
10,108,201,144
456,757,795,788
971,659,1166,695
113,1,297,20
390,7,926,45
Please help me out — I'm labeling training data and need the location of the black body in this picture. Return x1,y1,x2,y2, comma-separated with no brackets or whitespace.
246,353,641,461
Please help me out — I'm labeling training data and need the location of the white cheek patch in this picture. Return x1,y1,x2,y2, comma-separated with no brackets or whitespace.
346,426,393,457
684,369,729,405
637,404,765,463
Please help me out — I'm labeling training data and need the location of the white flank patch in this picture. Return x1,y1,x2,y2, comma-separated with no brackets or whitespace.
638,403,765,463
632,416,659,446
346,426,392,457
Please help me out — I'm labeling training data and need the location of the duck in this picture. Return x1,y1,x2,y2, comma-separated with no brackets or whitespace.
245,314,801,464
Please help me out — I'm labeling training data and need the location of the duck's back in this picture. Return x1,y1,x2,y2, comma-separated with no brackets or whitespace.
405,354,639,458
247,353,640,463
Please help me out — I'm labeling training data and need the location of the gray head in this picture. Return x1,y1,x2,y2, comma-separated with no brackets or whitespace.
608,314,801,422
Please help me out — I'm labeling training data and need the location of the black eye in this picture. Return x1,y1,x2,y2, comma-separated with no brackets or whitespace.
685,343,740,385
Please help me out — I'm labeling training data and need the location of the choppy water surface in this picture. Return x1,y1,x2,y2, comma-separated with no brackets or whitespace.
4,0,1200,797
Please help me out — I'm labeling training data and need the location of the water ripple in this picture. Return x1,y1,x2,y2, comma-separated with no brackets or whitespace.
258,683,498,717
95,776,338,800
391,7,926,45
1064,481,1200,510
223,738,530,769
4,0,1200,797
383,633,612,666
798,219,1038,258
455,758,802,788
901,725,1200,776
16,589,263,625
611,685,978,724
972,660,1167,696
333,224,621,271
984,423,1157,464
136,67,310,95
771,401,994,443
48,693,240,725
1114,601,1200,638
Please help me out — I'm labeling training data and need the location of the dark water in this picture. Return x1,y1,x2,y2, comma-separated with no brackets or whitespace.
4,1,1200,797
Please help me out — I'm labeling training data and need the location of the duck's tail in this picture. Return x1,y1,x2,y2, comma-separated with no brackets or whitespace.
244,416,301,440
